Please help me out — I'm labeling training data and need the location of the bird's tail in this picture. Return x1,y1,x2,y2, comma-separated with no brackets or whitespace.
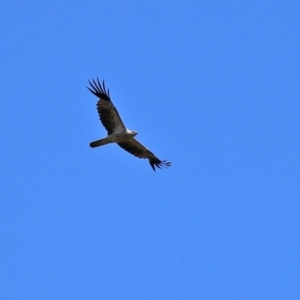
90,138,110,148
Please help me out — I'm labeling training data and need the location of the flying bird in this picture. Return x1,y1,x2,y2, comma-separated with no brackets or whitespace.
87,78,171,171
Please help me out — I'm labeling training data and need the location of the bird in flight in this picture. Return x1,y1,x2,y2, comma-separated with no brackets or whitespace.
87,78,171,171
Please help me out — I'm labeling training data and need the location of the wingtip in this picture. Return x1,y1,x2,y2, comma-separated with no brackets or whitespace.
87,78,110,100
149,158,171,171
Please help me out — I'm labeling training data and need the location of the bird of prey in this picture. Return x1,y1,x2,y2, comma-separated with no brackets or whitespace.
87,78,171,171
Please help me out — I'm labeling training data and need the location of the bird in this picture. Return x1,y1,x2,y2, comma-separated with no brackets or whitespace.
87,78,171,171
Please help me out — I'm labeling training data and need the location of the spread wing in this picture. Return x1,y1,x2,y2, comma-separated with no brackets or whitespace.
118,139,171,171
87,78,126,134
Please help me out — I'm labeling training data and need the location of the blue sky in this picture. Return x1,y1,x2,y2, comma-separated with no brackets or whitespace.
1,1,300,299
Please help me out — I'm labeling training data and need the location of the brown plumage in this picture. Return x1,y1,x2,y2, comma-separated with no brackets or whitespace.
87,78,171,171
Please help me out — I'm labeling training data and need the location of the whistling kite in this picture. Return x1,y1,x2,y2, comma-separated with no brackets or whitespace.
87,78,171,171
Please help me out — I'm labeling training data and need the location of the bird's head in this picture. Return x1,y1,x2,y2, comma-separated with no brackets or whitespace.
129,130,138,137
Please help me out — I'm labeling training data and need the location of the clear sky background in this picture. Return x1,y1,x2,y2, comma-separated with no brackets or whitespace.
1,1,300,299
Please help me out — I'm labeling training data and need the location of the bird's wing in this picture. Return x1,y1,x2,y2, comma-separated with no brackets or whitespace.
118,138,171,171
87,78,126,134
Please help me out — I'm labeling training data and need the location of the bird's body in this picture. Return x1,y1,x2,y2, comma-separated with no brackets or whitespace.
87,78,171,171
90,129,136,147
